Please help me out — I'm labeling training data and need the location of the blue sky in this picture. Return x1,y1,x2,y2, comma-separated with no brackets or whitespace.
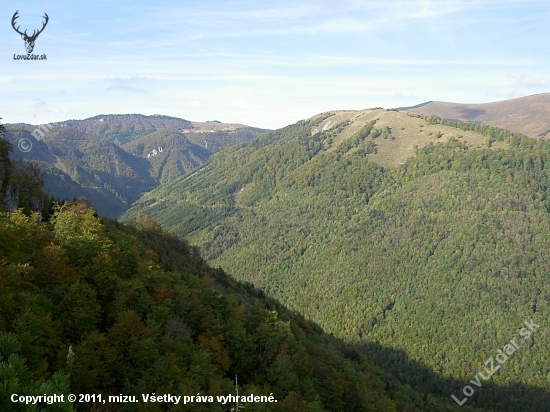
1,0,549,129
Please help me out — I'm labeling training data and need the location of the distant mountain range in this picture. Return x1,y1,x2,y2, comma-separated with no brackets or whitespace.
4,114,268,217
398,92,550,138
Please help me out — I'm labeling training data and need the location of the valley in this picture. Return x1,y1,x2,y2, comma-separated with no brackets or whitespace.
3,114,267,217
122,105,550,411
2,96,550,410
3,1,548,410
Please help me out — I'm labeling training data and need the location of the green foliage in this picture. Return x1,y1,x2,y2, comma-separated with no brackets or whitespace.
123,117,550,411
0,122,49,216
0,332,73,412
4,125,157,217
0,202,469,411
0,127,12,207
3,116,267,218
336,120,376,154
52,203,110,267
417,114,528,142
62,115,194,144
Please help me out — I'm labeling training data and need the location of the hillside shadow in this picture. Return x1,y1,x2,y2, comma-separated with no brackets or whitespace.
354,339,550,412
456,107,486,120
228,276,550,412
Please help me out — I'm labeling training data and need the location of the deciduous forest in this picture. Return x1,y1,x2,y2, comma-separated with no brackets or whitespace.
1,120,477,412
123,112,550,411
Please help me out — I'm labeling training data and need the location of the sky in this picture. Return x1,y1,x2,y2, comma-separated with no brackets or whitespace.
1,0,549,129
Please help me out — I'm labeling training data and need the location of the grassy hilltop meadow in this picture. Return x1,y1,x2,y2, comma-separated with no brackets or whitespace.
2,93,550,411
400,93,550,139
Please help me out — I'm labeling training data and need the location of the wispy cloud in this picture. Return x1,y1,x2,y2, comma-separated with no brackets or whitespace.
509,73,550,87
225,54,532,69
105,76,153,93
484,88,525,100
394,91,419,99
135,1,466,40
1,0,548,129
33,99,47,108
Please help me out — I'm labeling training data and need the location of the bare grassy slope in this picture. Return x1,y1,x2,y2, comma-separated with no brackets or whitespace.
311,109,505,168
400,92,550,138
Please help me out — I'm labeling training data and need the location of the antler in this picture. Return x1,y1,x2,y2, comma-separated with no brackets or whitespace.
30,13,49,39
11,11,27,37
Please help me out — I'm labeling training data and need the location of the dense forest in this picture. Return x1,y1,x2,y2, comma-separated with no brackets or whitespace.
0,122,478,411
61,115,194,144
123,111,550,411
3,115,266,217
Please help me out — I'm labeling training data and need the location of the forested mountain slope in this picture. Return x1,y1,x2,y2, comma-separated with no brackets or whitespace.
5,125,156,217
60,114,267,149
4,116,267,217
123,109,550,411
0,122,478,411
0,201,480,412
121,126,264,184
61,114,193,144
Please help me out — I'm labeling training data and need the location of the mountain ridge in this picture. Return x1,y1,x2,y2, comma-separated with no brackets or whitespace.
121,108,550,411
400,92,550,138
4,115,268,217
3,102,550,410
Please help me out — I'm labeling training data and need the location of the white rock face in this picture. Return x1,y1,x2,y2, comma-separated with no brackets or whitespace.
146,146,164,158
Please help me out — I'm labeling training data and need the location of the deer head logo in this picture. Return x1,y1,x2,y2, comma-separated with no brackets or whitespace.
11,11,49,54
